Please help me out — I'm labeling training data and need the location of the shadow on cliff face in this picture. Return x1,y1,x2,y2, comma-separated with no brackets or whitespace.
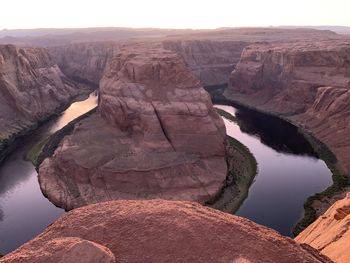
233,108,318,157
205,85,318,158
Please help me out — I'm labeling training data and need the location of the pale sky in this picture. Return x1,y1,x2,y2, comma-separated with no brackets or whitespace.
1,0,350,30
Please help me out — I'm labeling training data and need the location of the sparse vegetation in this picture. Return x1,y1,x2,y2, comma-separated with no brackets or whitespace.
25,137,50,167
215,108,238,123
209,133,258,213
209,104,258,213
0,87,95,165
35,107,97,170
293,132,350,236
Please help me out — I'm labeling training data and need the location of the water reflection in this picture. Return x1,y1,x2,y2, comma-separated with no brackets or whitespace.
215,105,332,237
0,92,98,254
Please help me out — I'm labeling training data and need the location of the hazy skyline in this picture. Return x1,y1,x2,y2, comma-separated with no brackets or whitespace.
1,0,350,30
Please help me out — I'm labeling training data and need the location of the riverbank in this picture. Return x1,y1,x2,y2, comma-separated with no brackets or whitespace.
208,108,257,213
212,86,350,236
28,107,97,170
0,85,95,166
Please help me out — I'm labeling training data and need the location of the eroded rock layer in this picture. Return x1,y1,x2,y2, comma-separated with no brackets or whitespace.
296,193,350,263
1,200,332,263
163,40,247,86
0,44,79,159
227,40,350,173
38,43,227,210
49,42,115,85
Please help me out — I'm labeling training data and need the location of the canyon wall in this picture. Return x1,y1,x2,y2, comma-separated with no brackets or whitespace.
38,43,228,210
227,40,350,174
296,193,350,263
163,40,247,86
0,200,332,263
0,44,80,161
48,42,116,85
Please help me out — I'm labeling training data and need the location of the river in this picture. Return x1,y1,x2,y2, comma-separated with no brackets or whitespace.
0,92,98,254
215,104,332,237
0,93,333,254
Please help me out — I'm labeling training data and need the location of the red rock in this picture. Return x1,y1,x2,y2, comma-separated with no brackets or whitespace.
0,200,332,263
1,237,116,263
228,40,350,174
49,42,115,86
296,193,350,263
38,43,227,210
0,44,79,157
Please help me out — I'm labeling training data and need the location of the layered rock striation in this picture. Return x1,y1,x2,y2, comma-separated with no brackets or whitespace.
49,42,116,86
228,40,350,173
163,40,247,86
162,28,340,87
0,44,80,161
1,200,333,263
296,193,350,263
38,43,227,210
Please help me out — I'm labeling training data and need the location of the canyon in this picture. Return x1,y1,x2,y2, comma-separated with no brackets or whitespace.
0,44,86,163
226,39,350,229
227,40,350,174
0,27,349,262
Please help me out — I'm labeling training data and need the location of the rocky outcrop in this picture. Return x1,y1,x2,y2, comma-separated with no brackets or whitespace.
0,44,80,161
49,42,115,85
296,193,350,263
1,237,116,263
228,40,350,173
38,43,227,210
163,40,247,86
0,200,333,263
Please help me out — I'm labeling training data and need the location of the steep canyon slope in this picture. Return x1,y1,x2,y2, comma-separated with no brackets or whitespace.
0,44,80,162
227,40,350,174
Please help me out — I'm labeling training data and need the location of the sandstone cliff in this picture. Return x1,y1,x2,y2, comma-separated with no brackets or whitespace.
0,200,332,263
296,193,350,263
0,44,80,161
38,43,227,210
163,40,247,86
49,42,115,85
162,28,340,88
228,40,350,173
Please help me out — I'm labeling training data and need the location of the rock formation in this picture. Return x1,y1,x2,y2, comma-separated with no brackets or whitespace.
0,44,80,161
49,42,115,85
162,28,341,87
0,200,333,263
228,40,350,173
38,43,227,210
1,237,116,263
296,193,350,263
163,40,247,86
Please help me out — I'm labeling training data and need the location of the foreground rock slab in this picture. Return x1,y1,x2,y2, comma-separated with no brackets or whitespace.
1,237,116,263
1,200,332,263
296,193,350,263
38,43,227,210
